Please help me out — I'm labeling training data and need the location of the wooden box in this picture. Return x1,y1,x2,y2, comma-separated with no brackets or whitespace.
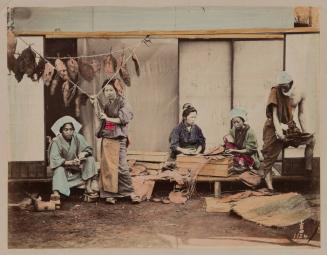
127,151,169,163
176,155,233,177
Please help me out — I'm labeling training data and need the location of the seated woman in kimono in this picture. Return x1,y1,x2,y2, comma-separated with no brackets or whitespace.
49,116,98,204
223,108,260,171
169,103,206,160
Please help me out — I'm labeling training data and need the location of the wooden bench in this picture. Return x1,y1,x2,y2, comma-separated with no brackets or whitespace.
196,175,309,197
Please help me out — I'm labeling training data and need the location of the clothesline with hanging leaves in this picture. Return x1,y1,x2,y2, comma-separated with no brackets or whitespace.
17,36,148,97
7,31,151,117
45,44,140,60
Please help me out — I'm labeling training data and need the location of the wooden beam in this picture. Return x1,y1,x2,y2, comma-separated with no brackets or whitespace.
14,27,319,38
8,178,52,183
196,175,309,182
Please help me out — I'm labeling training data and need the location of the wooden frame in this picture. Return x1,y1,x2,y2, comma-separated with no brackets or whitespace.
15,27,319,39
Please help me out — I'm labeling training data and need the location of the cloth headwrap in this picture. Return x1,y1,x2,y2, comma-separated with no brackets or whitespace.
51,115,82,136
277,71,293,85
230,108,248,122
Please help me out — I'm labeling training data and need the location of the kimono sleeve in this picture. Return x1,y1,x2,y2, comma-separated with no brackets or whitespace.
229,127,235,138
76,134,93,155
245,128,259,155
169,126,180,152
118,98,134,125
48,140,65,169
196,126,206,153
266,87,278,118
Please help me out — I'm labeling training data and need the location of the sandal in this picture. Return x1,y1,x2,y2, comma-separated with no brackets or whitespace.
130,194,141,204
50,193,61,208
161,198,170,204
85,191,99,197
105,197,117,204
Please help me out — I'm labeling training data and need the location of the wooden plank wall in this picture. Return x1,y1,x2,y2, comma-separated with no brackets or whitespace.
8,36,45,162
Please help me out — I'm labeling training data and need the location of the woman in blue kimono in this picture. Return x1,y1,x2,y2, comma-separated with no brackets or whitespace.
169,103,206,159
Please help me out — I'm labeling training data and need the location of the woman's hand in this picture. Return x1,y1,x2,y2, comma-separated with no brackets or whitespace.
99,112,109,121
180,148,197,155
225,148,238,154
89,95,97,105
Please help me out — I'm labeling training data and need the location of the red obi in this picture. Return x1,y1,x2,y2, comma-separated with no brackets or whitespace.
104,121,116,131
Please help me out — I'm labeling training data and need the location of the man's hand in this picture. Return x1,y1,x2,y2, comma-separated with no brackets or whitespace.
275,129,285,140
72,158,81,166
280,123,289,131
65,159,81,166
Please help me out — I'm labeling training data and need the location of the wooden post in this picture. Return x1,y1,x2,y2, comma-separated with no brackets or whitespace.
214,181,221,198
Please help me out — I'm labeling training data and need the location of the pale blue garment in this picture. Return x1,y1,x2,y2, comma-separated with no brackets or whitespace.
49,133,97,196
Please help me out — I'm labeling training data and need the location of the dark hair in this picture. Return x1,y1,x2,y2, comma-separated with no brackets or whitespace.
59,122,75,133
182,105,197,119
102,79,118,93
182,103,193,111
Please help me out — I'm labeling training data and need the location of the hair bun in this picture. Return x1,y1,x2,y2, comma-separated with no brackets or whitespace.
182,103,194,111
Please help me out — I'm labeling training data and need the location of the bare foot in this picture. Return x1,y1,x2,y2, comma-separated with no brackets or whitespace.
264,172,274,190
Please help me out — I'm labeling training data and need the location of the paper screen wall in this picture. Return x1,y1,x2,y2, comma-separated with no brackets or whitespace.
179,40,232,149
8,37,45,161
285,34,320,157
233,40,284,154
77,38,178,157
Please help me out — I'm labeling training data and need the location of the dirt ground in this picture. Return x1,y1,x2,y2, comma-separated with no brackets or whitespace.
8,181,320,249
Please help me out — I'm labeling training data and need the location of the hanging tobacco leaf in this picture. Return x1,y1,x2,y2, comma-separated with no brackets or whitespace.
103,53,117,78
66,57,79,81
55,58,69,81
132,53,140,77
7,29,17,55
16,46,37,82
7,53,17,75
90,57,101,73
79,60,94,82
42,63,55,86
118,52,131,87
62,81,77,107
35,58,46,81
113,78,125,96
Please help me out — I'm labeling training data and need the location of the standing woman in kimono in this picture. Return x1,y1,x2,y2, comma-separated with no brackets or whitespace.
91,79,140,204
49,116,98,204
